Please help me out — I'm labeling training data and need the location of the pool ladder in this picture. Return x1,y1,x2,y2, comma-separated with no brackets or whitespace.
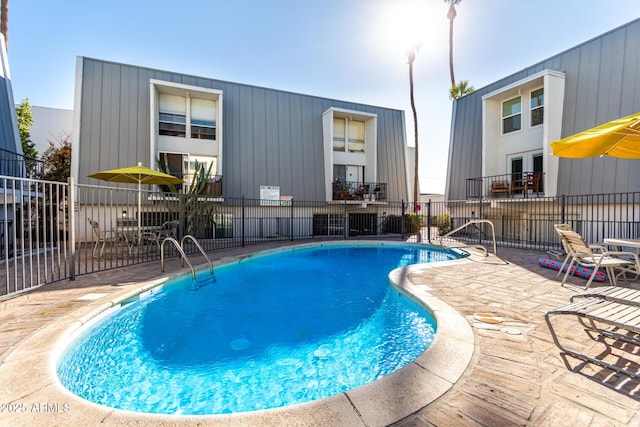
438,219,497,255
160,235,215,288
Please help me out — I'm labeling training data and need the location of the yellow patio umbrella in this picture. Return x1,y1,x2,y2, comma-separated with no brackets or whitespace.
550,112,640,159
88,162,182,236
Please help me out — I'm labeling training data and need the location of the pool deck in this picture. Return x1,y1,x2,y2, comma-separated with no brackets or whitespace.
1,238,640,426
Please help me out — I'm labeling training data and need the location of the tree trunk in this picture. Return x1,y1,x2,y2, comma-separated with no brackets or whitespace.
407,51,419,203
447,4,457,88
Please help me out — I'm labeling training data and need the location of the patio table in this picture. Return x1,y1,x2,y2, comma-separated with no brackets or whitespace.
603,237,640,253
114,225,162,256
603,237,640,281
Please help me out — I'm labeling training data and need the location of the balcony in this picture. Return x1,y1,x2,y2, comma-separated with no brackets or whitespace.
466,172,544,200
332,181,387,202
160,174,223,196
0,148,44,179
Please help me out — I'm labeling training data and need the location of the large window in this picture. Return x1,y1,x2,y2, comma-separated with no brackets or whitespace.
159,94,216,140
502,96,522,134
348,120,365,152
332,118,345,151
333,118,365,152
190,98,216,140
333,164,364,184
158,152,218,193
530,88,544,127
159,95,186,137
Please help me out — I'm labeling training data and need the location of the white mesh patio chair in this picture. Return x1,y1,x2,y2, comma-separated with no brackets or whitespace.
87,218,116,258
554,225,640,289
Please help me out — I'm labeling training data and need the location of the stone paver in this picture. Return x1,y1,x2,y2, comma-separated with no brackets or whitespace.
1,240,640,426
394,245,640,426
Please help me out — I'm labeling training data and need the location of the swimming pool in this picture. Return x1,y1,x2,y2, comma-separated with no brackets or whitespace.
57,243,463,415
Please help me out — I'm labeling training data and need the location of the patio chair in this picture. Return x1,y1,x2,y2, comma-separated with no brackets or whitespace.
554,225,640,289
88,218,116,258
490,180,510,197
553,223,602,278
511,173,540,198
142,220,179,253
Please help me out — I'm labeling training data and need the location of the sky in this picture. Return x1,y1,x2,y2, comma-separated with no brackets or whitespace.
7,0,640,194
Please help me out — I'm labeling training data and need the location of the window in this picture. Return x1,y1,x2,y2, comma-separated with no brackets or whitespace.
332,118,345,151
158,152,218,193
530,88,544,127
159,95,186,137
190,98,216,140
502,96,521,134
186,155,217,179
333,164,363,184
332,118,365,152
348,120,365,152
158,94,216,140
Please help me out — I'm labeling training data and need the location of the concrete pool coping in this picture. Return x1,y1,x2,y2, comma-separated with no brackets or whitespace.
0,241,476,426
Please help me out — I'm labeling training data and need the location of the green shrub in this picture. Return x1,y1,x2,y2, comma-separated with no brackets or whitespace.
433,213,451,236
404,213,423,233
383,214,423,234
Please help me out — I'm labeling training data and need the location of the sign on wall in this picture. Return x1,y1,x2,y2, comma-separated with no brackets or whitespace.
260,185,280,206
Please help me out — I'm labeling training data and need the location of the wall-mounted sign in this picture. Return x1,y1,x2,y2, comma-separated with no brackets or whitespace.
260,185,280,206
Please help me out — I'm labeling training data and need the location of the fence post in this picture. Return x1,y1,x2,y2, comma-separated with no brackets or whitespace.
560,194,566,225
343,199,348,239
68,176,76,281
290,199,294,241
478,196,483,245
242,196,246,247
178,189,184,240
401,200,405,239
426,199,432,243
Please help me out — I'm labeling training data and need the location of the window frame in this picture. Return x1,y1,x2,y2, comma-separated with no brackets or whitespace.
502,96,522,134
530,88,544,127
332,117,366,153
157,94,217,141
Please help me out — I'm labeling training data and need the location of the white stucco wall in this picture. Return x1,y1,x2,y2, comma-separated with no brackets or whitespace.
29,105,73,157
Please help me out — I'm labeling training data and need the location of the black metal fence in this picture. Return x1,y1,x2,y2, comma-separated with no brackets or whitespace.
418,192,640,252
0,147,44,179
1,173,639,300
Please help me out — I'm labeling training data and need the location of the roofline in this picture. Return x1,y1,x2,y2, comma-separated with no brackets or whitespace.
78,56,405,114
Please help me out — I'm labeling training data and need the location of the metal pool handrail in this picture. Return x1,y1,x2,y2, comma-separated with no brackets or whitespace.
439,219,497,255
161,237,196,280
181,234,215,275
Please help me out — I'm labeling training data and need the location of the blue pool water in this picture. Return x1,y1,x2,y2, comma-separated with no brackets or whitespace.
57,243,461,415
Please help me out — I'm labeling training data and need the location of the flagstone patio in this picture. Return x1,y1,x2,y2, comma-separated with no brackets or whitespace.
1,240,639,426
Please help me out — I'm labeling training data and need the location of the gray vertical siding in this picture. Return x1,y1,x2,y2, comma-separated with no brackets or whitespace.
77,58,409,201
0,75,18,155
447,18,640,200
0,36,20,161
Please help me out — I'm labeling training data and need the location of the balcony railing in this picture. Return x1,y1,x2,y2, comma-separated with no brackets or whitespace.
160,174,223,196
466,172,545,200
332,181,387,201
0,148,44,179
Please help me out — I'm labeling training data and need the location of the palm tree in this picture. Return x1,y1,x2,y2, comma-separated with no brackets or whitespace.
406,46,419,204
449,80,474,100
1,0,7,49
445,0,462,89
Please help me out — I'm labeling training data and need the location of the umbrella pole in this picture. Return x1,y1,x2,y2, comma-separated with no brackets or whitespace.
138,181,141,239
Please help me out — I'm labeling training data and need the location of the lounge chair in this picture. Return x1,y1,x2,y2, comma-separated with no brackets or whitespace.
554,225,639,289
553,224,607,279
570,286,640,306
545,291,640,378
